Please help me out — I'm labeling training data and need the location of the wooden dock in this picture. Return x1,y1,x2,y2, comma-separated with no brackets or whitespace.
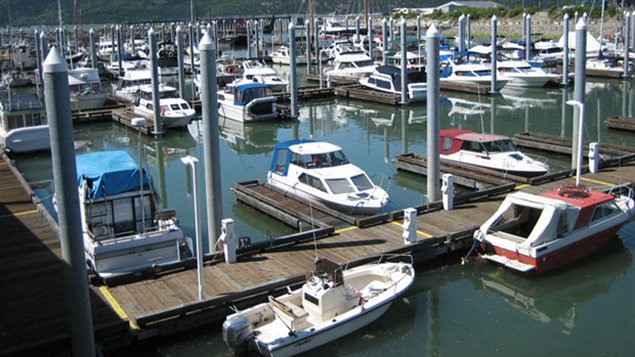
440,80,492,94
0,152,129,356
514,132,635,157
334,84,404,106
606,116,635,132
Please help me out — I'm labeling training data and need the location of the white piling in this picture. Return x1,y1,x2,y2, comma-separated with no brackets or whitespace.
402,208,417,245
442,174,455,211
589,142,599,174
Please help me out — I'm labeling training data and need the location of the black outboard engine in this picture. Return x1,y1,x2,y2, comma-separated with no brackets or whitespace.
222,315,254,354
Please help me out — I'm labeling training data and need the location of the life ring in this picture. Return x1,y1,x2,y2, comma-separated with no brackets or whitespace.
558,185,589,199
228,66,235,74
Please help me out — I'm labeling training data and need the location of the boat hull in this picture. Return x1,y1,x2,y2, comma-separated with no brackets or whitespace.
480,225,623,275
259,300,393,357
219,99,277,122
71,93,109,112
2,125,50,153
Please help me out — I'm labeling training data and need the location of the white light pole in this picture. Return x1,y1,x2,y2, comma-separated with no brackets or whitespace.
181,155,205,300
566,100,585,187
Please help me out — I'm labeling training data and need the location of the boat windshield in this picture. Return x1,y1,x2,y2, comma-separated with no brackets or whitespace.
326,178,353,194
159,90,179,99
239,87,270,102
355,59,375,68
482,139,516,153
301,150,349,169
351,174,373,191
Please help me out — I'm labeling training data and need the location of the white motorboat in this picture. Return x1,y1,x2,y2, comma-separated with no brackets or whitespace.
113,67,152,101
223,257,414,357
0,89,49,153
269,46,307,65
440,129,549,177
359,65,427,102
74,150,193,277
267,140,389,215
133,84,195,129
496,60,558,87
218,81,277,122
390,50,426,72
440,59,508,91
473,185,635,274
68,67,108,111
241,59,288,92
323,51,376,81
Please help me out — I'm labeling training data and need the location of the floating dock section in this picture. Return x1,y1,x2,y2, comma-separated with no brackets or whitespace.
606,116,635,132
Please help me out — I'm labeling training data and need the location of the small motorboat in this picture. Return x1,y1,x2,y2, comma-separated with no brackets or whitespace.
223,257,414,357
267,140,389,215
440,58,508,91
218,81,278,122
323,51,376,81
74,150,193,277
496,60,559,87
68,67,108,111
440,129,549,177
133,84,195,129
113,66,152,101
473,185,635,274
240,59,289,92
269,45,307,65
359,65,427,102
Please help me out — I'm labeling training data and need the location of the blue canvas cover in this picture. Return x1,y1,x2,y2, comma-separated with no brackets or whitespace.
269,139,315,175
76,150,147,200
235,83,269,106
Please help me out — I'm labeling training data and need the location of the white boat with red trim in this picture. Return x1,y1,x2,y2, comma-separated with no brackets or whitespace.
440,129,549,177
222,257,414,357
473,185,635,274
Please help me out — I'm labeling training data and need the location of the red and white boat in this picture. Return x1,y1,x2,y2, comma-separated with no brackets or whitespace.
440,129,549,177
473,185,635,274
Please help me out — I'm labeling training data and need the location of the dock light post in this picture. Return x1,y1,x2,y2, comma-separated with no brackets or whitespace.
426,24,441,201
400,17,408,105
181,155,205,301
132,117,146,232
566,100,585,187
289,22,298,118
382,18,388,65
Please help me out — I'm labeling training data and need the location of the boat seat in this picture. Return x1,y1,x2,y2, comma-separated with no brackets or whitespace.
268,296,309,331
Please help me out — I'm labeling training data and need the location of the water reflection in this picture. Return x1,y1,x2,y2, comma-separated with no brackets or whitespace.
217,117,291,154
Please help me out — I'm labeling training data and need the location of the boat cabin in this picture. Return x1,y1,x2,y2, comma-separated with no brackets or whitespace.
440,129,517,156
222,83,273,106
0,92,46,130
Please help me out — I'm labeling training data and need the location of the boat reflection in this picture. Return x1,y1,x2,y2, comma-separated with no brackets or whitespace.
470,238,632,328
499,86,559,111
218,116,290,154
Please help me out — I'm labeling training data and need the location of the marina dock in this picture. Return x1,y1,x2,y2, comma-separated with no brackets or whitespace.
606,116,635,132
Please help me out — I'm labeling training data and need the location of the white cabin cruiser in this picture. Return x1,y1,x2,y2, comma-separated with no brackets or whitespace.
218,81,277,122
440,129,549,177
440,59,508,91
0,89,49,153
241,59,289,92
496,60,558,87
359,65,427,102
133,84,195,129
223,257,414,357
473,185,635,274
267,140,389,215
323,51,376,81
74,150,193,277
270,45,307,65
113,67,152,101
68,67,108,111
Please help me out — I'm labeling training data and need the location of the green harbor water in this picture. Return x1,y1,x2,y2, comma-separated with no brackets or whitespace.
11,66,635,355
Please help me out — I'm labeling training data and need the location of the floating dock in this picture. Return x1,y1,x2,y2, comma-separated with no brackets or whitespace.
513,131,635,157
606,116,635,132
334,84,405,106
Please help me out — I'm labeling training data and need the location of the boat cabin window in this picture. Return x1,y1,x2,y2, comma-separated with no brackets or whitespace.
591,201,622,223
491,203,543,239
326,178,352,194
301,150,349,169
88,195,153,238
351,174,373,191
298,173,327,193
376,79,393,90
462,140,484,153
159,90,179,99
442,137,453,151
355,59,374,68
481,139,516,153
239,87,270,103
6,112,45,130
274,150,289,173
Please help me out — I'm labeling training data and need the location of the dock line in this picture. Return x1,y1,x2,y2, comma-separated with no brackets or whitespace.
99,286,139,330
581,177,615,187
0,209,38,220
515,184,530,190
391,221,433,238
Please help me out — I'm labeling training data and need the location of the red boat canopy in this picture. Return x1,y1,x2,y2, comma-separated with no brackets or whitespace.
440,129,511,155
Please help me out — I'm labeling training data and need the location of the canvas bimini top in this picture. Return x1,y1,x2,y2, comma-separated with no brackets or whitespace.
76,150,148,200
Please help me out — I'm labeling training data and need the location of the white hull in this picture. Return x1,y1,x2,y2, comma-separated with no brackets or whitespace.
500,74,554,88
267,176,383,215
260,301,393,357
442,151,548,176
218,98,277,122
132,108,194,129
270,56,307,65
71,93,109,112
2,125,50,153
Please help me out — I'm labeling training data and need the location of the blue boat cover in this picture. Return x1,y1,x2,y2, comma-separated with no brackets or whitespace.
269,139,316,175
235,83,269,106
76,150,147,200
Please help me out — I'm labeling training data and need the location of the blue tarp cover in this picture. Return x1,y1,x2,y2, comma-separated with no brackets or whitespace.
76,150,147,200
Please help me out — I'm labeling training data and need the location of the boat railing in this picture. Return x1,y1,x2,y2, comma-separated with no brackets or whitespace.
607,183,635,200
370,172,392,198
89,222,163,242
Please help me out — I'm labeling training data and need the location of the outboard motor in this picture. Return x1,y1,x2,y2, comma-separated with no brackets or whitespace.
222,315,254,354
